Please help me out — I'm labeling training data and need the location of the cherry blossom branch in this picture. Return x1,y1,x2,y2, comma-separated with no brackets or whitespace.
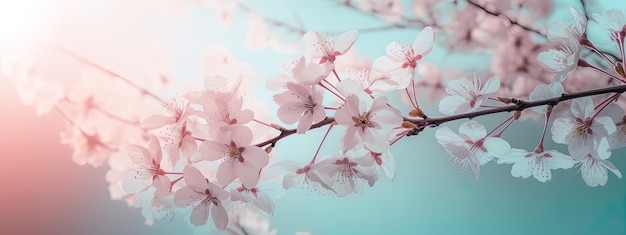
255,117,336,147
465,0,543,36
409,84,626,132
237,2,307,35
332,0,437,30
59,48,169,106
259,84,626,148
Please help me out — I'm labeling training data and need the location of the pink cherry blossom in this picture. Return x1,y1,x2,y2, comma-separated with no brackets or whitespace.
106,151,135,206
608,114,626,149
546,7,587,42
273,160,334,192
194,88,254,127
367,149,396,181
357,0,403,22
303,30,359,64
578,154,622,187
337,69,398,97
134,187,175,221
438,74,500,115
537,37,581,83
528,82,564,114
196,126,269,188
373,26,434,89
497,148,576,182
123,137,171,194
230,179,283,215
334,91,402,153
142,96,190,130
174,166,229,229
315,152,378,197
267,57,333,90
435,120,511,179
551,97,619,160
59,125,114,167
273,82,326,134
593,9,626,39
163,121,199,167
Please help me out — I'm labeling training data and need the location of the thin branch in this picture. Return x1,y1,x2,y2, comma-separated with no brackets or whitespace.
331,0,437,31
411,84,626,131
59,48,169,106
466,0,544,37
255,117,335,147
255,83,626,147
237,2,307,35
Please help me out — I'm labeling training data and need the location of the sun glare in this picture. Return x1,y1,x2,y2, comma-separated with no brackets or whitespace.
0,0,50,51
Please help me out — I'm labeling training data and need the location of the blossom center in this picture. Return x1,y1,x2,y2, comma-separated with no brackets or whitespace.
315,39,340,64
358,117,370,126
465,139,487,153
335,158,358,179
574,122,593,136
228,141,245,163
302,95,317,113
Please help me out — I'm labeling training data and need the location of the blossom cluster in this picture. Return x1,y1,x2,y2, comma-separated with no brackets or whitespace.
123,7,626,229
2,0,626,233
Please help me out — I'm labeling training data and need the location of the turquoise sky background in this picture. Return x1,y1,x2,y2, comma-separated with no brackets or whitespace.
1,0,624,234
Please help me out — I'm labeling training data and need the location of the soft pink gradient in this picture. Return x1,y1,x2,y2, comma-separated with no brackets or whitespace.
0,79,155,234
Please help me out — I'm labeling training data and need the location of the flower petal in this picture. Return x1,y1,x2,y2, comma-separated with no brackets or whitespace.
216,160,238,186
174,186,204,207
183,165,209,192
334,30,359,54
211,204,229,230
413,26,434,57
190,202,210,226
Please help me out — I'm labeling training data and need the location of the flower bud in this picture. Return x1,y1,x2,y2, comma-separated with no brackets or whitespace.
498,97,512,104
408,108,425,118
270,123,283,130
514,111,521,120
402,121,418,129
265,146,273,154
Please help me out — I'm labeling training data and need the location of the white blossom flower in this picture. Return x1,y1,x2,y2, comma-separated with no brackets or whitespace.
142,96,190,130
303,30,358,64
196,126,269,188
528,82,564,114
435,120,511,179
551,97,618,160
498,148,576,182
547,7,587,41
373,27,434,89
273,82,326,134
438,74,500,115
174,166,229,229
315,152,378,197
608,114,626,149
335,91,402,153
593,9,626,37
273,160,333,192
123,137,171,194
537,37,581,83
578,154,622,187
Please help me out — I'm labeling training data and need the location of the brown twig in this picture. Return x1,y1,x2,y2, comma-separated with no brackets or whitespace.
256,84,626,147
237,2,307,35
410,84,626,132
465,0,544,36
